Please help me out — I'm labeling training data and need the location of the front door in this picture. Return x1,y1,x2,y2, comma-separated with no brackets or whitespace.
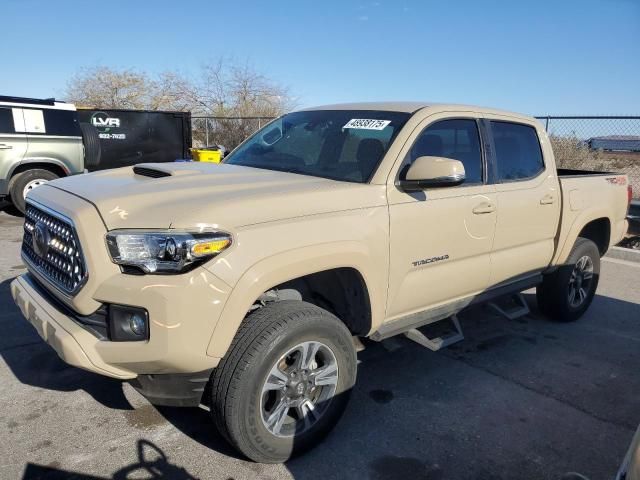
386,115,497,320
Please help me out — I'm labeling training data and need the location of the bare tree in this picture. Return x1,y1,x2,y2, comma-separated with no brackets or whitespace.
65,67,155,109
185,59,295,148
65,62,295,148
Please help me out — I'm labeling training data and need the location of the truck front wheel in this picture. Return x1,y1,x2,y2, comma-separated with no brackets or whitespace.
536,237,600,322
209,300,357,463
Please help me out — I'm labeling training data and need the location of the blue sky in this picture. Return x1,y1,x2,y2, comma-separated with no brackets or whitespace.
3,0,639,115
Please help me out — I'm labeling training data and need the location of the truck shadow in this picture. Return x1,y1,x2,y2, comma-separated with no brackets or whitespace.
0,277,133,410
22,439,198,479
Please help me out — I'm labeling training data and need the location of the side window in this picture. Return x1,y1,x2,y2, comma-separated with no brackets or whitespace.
491,121,544,181
42,109,82,137
0,108,15,134
410,119,483,184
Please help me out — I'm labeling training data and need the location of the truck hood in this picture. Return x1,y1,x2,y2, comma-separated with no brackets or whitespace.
45,162,386,230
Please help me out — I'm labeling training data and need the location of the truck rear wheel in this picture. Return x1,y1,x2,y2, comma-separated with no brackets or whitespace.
209,300,357,463
8,169,59,214
536,237,600,322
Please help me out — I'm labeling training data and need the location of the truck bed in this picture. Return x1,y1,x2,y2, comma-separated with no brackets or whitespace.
551,170,630,265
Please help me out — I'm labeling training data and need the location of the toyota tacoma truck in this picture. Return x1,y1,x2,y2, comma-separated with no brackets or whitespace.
10,103,631,463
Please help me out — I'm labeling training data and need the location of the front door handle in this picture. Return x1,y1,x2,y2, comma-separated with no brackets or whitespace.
540,194,555,205
472,202,496,214
0,144,13,150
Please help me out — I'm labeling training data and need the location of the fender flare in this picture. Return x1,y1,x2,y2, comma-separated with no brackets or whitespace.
553,209,612,265
206,241,384,359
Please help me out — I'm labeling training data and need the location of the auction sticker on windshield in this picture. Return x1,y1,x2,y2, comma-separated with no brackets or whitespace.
343,119,391,130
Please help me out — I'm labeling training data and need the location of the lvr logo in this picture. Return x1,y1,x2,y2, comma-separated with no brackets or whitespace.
90,112,121,132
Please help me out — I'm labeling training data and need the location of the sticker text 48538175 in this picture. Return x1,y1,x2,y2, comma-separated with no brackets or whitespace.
343,119,391,130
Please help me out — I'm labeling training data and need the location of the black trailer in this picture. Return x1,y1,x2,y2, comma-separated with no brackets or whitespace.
76,109,191,171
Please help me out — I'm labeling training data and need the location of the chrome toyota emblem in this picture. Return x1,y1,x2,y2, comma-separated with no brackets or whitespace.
32,222,50,258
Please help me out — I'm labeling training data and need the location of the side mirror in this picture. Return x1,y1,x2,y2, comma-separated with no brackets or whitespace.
398,156,466,191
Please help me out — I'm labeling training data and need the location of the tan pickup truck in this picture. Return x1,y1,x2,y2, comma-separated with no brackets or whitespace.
10,103,631,462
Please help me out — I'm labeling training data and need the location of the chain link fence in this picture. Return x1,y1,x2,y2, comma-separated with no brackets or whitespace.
190,114,640,199
191,116,275,151
536,116,640,198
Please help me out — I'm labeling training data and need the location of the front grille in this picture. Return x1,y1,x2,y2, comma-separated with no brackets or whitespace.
22,204,88,296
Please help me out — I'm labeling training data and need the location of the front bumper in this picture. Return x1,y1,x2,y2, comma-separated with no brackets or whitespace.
11,274,134,379
11,264,231,381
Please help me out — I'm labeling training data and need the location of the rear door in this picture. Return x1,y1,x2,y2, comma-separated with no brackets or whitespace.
0,107,28,192
23,107,83,172
486,119,561,286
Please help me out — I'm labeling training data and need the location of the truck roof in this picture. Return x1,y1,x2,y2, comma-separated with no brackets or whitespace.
302,101,535,121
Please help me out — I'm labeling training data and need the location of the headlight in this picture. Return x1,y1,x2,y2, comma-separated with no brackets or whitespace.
105,230,232,274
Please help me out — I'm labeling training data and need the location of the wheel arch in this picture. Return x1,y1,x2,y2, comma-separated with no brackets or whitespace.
206,243,382,359
553,212,613,265
9,159,70,179
577,218,611,256
272,267,372,336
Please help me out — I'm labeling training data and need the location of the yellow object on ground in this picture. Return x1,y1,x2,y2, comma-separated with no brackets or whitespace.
191,148,222,163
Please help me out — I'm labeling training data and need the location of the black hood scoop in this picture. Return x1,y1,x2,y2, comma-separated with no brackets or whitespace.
133,166,172,178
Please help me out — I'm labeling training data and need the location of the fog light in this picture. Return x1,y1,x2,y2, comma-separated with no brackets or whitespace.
129,313,146,336
108,305,149,342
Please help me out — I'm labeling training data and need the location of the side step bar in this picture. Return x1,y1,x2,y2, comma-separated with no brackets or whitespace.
404,315,464,351
487,293,530,320
371,275,540,342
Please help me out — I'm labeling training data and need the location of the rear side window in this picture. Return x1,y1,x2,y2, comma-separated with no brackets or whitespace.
410,119,483,184
0,108,15,134
491,121,544,181
42,109,82,136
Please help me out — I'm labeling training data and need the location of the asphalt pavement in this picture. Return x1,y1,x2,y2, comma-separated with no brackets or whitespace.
1,207,639,480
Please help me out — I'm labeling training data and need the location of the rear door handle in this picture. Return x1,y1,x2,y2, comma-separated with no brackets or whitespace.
540,194,555,205
0,144,13,150
472,202,496,214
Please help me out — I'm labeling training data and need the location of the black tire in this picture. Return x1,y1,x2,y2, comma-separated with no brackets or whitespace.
536,237,600,322
210,300,357,463
80,123,101,169
8,169,59,214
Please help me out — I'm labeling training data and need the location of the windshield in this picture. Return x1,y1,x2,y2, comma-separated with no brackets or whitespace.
224,110,411,183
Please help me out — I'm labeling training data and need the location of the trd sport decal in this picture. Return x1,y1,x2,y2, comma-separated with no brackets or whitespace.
412,255,450,267
605,176,627,186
